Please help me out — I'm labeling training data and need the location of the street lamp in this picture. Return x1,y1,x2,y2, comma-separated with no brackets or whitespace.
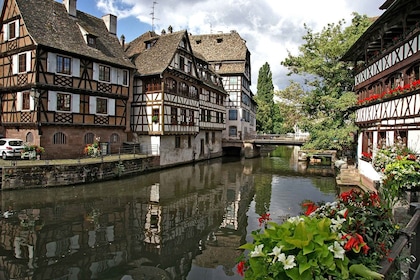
30,87,42,135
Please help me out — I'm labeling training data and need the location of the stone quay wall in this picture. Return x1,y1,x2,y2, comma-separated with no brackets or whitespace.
1,156,161,190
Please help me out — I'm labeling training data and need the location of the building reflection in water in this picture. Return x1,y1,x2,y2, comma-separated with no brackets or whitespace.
0,157,257,279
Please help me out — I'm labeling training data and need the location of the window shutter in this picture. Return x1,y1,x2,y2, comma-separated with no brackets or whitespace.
14,20,19,38
47,52,56,73
108,99,115,115
111,67,117,84
26,52,31,72
12,54,18,74
89,96,96,114
3,24,9,41
92,63,99,80
72,58,80,77
29,93,35,110
72,94,80,113
16,92,22,110
48,91,57,111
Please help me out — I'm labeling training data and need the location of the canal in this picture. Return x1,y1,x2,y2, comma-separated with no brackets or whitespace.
0,146,337,280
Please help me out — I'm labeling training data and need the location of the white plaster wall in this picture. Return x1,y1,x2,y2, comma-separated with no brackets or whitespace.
159,136,194,166
408,130,420,153
357,132,382,182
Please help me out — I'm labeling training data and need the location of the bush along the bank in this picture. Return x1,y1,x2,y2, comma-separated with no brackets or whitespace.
237,189,403,279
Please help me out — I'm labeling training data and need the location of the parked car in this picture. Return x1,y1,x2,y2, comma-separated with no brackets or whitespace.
0,138,25,159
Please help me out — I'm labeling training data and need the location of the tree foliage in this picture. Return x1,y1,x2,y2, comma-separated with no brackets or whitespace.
280,13,372,153
255,62,282,133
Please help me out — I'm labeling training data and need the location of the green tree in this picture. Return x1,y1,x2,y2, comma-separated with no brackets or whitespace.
280,13,372,153
275,81,305,133
255,62,281,133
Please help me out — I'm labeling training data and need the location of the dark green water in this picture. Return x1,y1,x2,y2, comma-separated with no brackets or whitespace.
0,146,336,280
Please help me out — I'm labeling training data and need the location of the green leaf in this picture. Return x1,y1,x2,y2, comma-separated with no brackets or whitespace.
285,222,313,248
349,264,384,279
238,243,256,250
302,241,315,255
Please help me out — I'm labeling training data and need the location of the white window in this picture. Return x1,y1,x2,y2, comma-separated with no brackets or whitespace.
12,52,31,74
99,65,111,82
56,56,72,75
3,20,19,41
16,91,35,111
48,91,80,113
117,69,129,86
47,53,80,77
57,93,72,111
89,96,115,115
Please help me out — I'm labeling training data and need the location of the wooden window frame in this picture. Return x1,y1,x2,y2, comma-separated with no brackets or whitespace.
22,91,30,110
99,65,111,82
96,98,108,114
18,53,27,73
57,92,72,112
56,55,72,75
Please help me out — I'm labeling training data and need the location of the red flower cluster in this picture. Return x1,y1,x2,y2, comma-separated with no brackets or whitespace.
357,79,420,105
361,152,372,159
340,189,380,207
258,213,271,226
302,201,318,216
342,233,370,254
237,260,246,276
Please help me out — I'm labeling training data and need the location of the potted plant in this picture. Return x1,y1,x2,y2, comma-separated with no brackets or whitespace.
152,115,159,123
21,144,45,159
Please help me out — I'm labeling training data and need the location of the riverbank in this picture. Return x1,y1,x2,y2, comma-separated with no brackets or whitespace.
0,154,162,190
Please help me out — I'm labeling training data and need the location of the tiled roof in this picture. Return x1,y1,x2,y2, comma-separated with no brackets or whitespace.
189,31,248,74
127,30,187,76
16,0,134,68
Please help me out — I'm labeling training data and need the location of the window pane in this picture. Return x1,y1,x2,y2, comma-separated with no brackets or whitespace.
22,91,30,110
99,65,110,82
96,98,108,114
57,93,71,111
57,56,71,75
18,53,26,73
229,109,237,120
9,22,16,39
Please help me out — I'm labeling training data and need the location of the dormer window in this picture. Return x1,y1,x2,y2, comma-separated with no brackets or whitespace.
145,39,157,49
86,34,97,47
3,19,19,41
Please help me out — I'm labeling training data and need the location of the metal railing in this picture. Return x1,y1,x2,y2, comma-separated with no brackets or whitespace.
379,203,420,279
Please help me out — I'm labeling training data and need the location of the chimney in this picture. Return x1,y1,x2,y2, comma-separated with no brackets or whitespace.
120,35,125,49
63,0,77,17
102,14,117,35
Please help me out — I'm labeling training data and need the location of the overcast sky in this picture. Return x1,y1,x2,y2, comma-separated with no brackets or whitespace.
5,0,386,92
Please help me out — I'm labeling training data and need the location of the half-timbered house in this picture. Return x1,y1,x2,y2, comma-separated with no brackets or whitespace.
342,0,420,185
0,0,134,159
125,29,227,166
190,31,256,141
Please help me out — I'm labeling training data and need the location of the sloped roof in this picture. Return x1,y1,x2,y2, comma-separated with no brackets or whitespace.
127,30,188,76
189,31,249,74
15,0,134,68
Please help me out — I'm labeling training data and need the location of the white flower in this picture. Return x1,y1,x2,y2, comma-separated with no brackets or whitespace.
330,216,346,231
278,254,296,270
250,244,265,257
328,241,345,260
337,208,348,217
287,216,304,224
268,245,284,262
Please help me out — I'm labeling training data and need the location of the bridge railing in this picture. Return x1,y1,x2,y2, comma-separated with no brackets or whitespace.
379,203,420,279
252,133,310,141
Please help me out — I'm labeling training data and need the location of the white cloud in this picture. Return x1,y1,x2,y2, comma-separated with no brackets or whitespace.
96,0,385,92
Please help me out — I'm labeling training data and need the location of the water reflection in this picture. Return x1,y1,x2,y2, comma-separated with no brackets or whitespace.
0,146,336,280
